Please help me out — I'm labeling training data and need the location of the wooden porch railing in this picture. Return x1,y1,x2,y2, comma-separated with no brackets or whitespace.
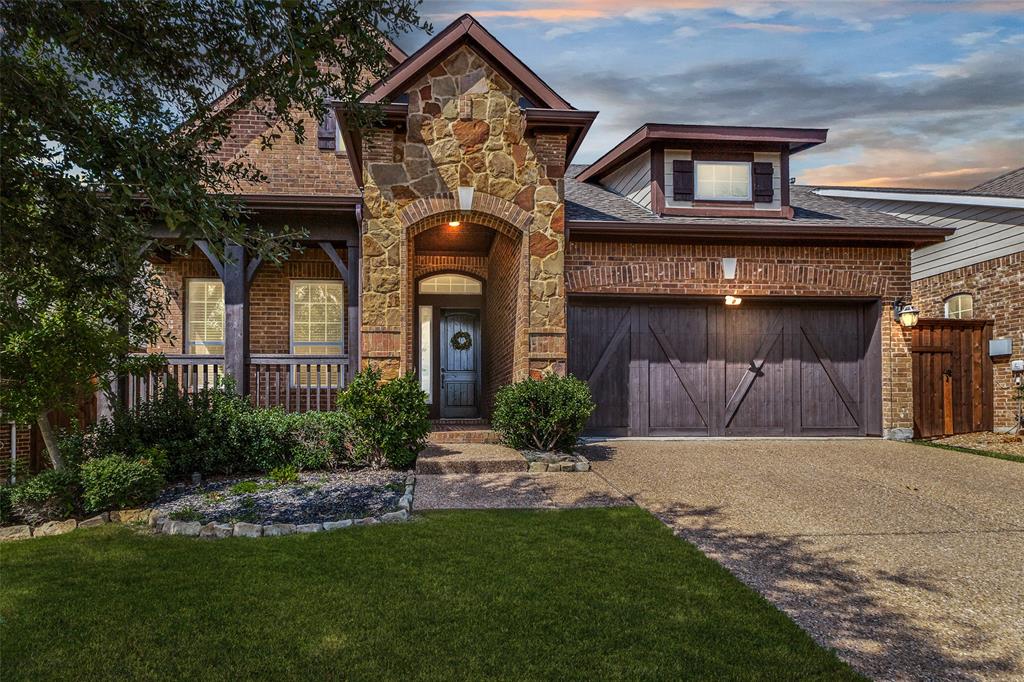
127,354,349,412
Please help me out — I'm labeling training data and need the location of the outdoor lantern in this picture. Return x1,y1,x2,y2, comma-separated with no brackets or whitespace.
893,299,920,328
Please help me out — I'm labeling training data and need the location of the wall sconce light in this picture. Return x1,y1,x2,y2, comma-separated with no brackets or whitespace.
722,257,737,280
893,299,920,328
725,295,742,306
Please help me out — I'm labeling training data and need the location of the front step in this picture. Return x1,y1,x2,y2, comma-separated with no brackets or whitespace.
416,443,526,474
428,419,501,445
428,429,501,444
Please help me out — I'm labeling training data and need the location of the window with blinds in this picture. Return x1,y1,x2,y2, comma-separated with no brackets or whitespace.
186,280,224,355
291,280,344,387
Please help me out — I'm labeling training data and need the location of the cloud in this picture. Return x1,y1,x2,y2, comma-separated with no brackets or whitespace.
672,25,701,38
952,28,1000,45
799,138,1024,188
721,21,816,33
551,41,1024,187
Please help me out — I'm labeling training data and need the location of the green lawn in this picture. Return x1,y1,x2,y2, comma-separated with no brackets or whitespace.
1,508,860,681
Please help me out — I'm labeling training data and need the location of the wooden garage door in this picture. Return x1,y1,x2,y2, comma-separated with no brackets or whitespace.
568,300,882,437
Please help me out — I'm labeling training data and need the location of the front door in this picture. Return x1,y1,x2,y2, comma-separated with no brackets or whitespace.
440,309,480,418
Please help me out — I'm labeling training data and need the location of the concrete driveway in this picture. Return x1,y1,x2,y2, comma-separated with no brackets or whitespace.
581,439,1024,682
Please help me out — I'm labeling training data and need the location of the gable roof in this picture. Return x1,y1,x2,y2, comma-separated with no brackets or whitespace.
565,165,952,246
362,14,574,110
576,123,827,183
970,166,1024,198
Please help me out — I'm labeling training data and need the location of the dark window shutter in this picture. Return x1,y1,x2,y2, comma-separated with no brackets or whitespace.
317,110,337,151
753,162,774,202
672,160,694,201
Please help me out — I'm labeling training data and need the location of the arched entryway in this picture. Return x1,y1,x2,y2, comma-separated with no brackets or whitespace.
406,209,527,419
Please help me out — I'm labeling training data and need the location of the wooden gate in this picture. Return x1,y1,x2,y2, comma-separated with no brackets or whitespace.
911,319,993,438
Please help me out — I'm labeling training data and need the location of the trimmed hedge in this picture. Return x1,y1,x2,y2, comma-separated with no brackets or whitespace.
79,453,165,513
492,374,595,453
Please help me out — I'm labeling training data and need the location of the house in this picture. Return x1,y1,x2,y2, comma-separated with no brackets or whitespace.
3,12,962,478
812,169,1024,433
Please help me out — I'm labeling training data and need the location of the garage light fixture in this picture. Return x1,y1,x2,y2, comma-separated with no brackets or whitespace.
725,295,742,306
893,299,920,328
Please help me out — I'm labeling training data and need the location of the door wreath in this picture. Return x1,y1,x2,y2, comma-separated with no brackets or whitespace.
450,330,473,351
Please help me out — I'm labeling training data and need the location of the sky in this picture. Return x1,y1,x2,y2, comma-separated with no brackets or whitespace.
395,0,1024,188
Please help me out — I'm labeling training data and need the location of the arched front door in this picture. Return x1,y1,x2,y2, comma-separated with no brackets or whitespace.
440,309,480,418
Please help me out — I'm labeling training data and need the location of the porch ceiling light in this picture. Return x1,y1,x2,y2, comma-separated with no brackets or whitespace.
448,220,461,227
725,295,742,306
893,299,920,328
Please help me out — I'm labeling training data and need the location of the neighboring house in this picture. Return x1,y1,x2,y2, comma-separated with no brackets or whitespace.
1,13,961,477
813,169,1024,432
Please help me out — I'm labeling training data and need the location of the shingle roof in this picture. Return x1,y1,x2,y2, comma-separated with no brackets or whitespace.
564,164,926,229
969,166,1024,198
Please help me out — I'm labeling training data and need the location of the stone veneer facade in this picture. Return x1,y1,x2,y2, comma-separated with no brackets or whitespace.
565,242,916,435
912,252,1024,431
359,46,567,382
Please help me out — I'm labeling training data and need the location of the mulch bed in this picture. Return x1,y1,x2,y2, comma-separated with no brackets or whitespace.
931,431,1024,457
150,469,405,525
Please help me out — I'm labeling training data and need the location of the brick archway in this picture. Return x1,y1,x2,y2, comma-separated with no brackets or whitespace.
401,192,533,240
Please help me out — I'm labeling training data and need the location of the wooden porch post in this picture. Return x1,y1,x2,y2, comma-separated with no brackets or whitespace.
223,241,249,395
347,241,360,383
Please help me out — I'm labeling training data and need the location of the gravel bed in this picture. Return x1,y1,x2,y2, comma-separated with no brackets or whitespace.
150,469,406,525
931,431,1024,457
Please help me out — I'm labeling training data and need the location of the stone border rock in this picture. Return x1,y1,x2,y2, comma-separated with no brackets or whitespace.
0,475,417,542
522,451,591,473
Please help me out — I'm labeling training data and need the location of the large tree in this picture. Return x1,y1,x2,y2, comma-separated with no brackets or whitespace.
0,0,427,468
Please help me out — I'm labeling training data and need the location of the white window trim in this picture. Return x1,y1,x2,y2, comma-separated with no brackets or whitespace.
944,294,974,320
694,160,752,202
418,305,433,404
185,278,224,355
289,280,345,388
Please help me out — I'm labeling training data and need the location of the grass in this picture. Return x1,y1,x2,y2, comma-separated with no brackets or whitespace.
913,439,1024,464
1,508,861,681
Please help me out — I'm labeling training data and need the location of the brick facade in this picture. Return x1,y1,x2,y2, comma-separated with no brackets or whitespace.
152,246,345,355
912,252,1024,431
566,241,915,435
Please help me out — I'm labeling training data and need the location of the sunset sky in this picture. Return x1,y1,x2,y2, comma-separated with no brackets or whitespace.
397,1,1024,188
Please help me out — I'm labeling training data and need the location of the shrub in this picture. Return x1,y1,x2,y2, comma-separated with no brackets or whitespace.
336,366,430,469
79,454,165,513
0,485,12,525
268,464,298,484
492,374,595,453
9,469,81,524
289,411,349,470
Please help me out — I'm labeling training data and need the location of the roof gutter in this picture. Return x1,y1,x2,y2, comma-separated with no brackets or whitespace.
817,188,1024,209
566,219,954,247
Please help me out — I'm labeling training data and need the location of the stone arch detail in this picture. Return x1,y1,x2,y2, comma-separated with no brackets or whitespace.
401,192,533,239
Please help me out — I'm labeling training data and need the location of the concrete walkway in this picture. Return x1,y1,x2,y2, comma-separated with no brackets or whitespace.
415,471,630,510
580,439,1024,682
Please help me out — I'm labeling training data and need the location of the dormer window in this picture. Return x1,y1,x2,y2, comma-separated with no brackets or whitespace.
695,161,751,201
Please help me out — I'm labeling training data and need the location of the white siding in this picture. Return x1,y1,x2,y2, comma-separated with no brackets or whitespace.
839,197,1024,280
599,151,651,210
664,150,781,210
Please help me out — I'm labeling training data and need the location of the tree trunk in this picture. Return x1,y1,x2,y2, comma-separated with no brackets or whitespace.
36,410,64,471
